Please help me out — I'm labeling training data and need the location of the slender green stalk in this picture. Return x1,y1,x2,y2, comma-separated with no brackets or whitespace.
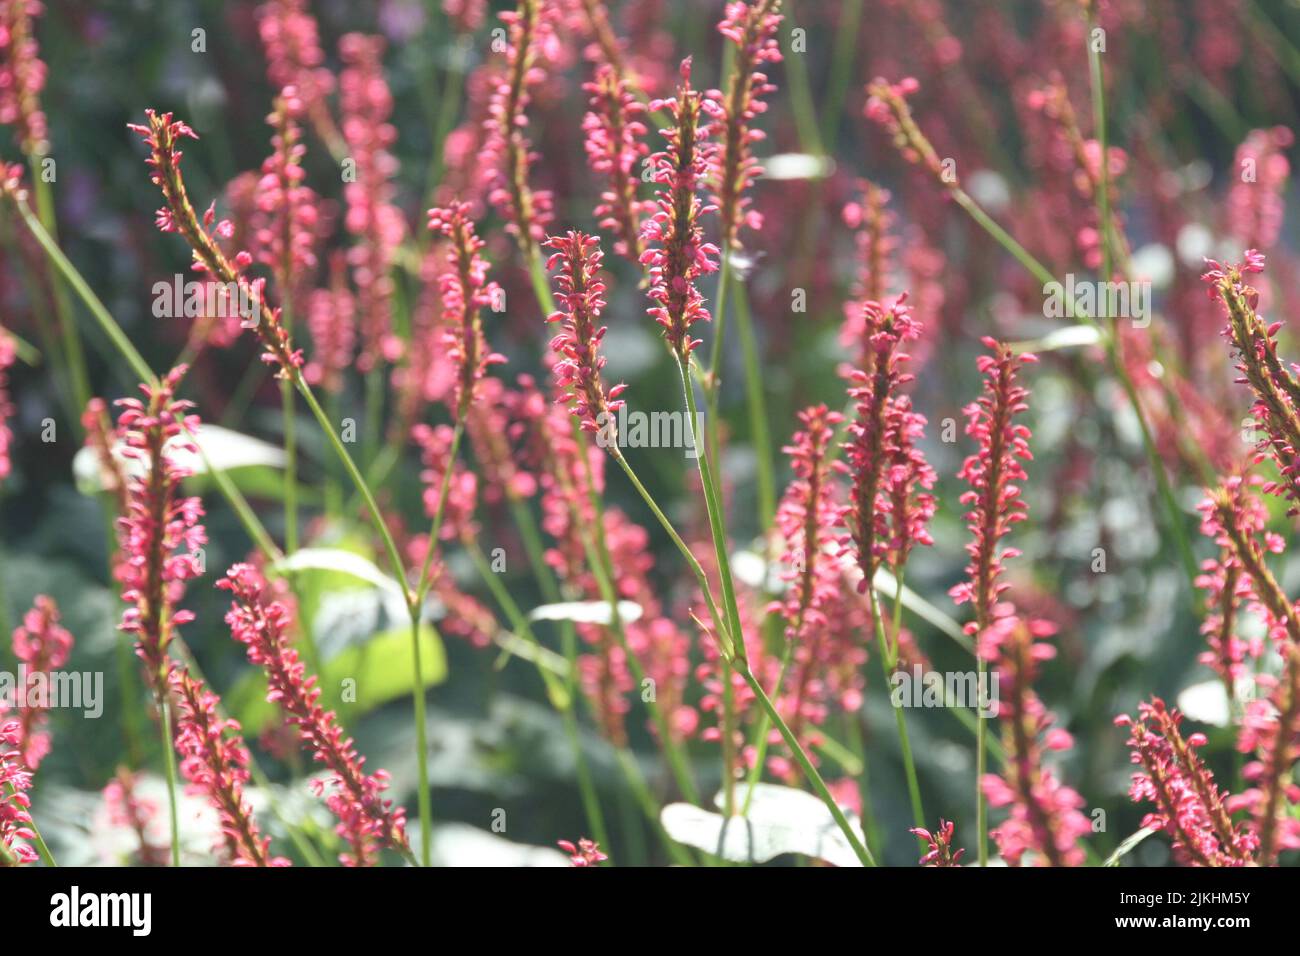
279,304,299,554
777,0,825,157
158,695,182,866
610,451,731,654
734,658,874,865
731,277,775,531
820,0,865,152
406,613,433,867
293,381,407,587
413,421,465,605
31,168,91,419
868,589,925,835
6,193,155,386
574,444,701,806
677,358,747,663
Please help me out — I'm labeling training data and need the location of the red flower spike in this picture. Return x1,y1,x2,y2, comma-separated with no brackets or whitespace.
641,58,721,360
544,230,626,439
221,564,409,866
428,201,505,417
713,0,783,249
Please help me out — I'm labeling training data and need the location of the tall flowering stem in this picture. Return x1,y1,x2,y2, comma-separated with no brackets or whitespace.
428,201,505,421
11,595,72,771
485,0,556,251
582,66,650,263
543,233,711,807
257,96,320,555
743,404,859,799
545,231,626,435
950,339,1037,865
115,367,277,866
841,295,935,834
713,0,782,252
980,616,1090,867
641,59,720,363
706,1,782,535
170,667,281,866
222,564,411,866
1118,698,1257,866
1204,252,1300,514
1202,477,1300,862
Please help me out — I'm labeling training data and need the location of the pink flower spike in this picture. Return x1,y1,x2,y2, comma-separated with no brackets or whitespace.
220,563,409,865
544,230,625,439
428,200,505,417
640,58,721,360
713,0,783,249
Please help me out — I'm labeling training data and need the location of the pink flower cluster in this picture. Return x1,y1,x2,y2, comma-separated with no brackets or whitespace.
221,563,408,866
949,339,1037,632
0,0,47,155
339,33,406,372
980,615,1090,867
170,665,282,866
842,296,936,585
545,230,626,436
255,0,334,127
1117,699,1257,866
713,0,782,248
911,818,964,867
428,201,506,415
0,710,35,865
641,59,721,360
558,836,606,866
113,366,206,689
252,98,321,302
304,252,356,394
483,0,558,245
11,595,73,771
582,65,651,261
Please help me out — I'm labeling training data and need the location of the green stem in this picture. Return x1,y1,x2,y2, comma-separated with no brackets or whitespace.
6,192,154,385
31,167,91,419
820,0,865,152
158,694,182,867
731,276,775,532
407,613,433,867
677,358,746,663
280,376,299,553
413,421,465,606
869,589,926,836
734,658,875,865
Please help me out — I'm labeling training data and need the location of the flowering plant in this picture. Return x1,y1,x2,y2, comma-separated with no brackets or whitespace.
1,0,1299,879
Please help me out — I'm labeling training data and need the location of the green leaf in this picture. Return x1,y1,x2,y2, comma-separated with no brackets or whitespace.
227,624,446,735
